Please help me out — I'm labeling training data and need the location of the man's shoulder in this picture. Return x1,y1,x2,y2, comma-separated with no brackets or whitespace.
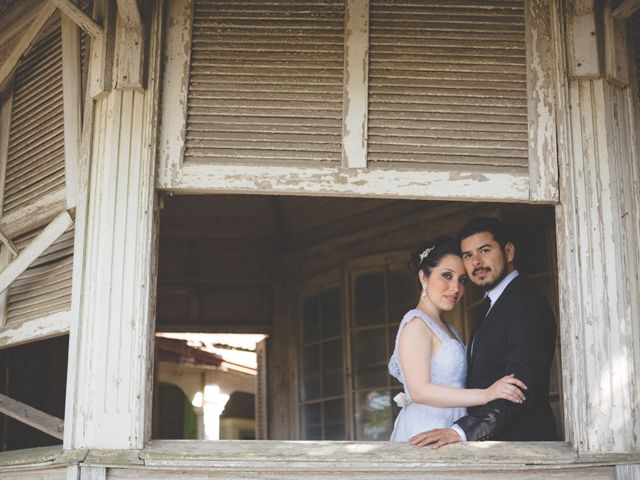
501,276,552,309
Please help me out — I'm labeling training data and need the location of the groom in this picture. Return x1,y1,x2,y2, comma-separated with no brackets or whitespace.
410,217,557,447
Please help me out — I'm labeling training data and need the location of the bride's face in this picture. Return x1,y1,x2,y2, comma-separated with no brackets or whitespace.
422,254,468,312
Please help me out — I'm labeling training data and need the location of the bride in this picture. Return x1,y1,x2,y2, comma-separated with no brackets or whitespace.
388,236,525,442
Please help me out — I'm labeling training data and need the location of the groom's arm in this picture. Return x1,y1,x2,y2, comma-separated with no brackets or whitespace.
455,294,556,441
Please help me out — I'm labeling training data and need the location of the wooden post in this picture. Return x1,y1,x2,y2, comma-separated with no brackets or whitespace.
555,1,640,453
63,0,161,449
341,0,369,169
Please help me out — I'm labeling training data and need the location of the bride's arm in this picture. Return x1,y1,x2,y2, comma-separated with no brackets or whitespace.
398,318,525,408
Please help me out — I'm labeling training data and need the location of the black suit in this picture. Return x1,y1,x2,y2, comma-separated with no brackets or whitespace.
455,274,557,441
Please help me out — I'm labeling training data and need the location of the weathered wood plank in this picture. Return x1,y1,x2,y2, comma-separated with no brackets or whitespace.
0,393,64,439
570,9,601,79
0,85,13,216
525,0,559,202
61,11,82,209
604,4,629,86
114,22,144,91
88,0,116,98
612,0,640,20
171,162,531,202
0,189,66,239
53,0,103,37
0,309,70,348
0,211,73,294
341,0,368,169
115,0,141,27
157,0,192,186
0,0,57,91
140,440,578,467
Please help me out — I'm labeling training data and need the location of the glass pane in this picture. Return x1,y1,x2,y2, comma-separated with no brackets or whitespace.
353,366,388,390
323,370,344,397
302,344,320,376
321,287,342,339
304,424,322,440
352,327,387,372
302,403,321,429
354,390,393,441
302,375,321,402
354,271,385,326
323,398,345,425
388,267,417,310
323,399,346,440
322,339,343,373
302,295,320,343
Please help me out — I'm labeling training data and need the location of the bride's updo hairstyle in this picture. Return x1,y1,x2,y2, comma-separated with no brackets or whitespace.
410,236,462,278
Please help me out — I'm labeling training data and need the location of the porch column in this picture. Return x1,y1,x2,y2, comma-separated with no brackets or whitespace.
63,1,161,449
556,1,640,453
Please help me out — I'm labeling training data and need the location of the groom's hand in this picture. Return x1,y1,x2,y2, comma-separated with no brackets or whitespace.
409,428,462,449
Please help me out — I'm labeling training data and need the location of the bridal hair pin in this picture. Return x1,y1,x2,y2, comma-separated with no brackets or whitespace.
419,245,435,263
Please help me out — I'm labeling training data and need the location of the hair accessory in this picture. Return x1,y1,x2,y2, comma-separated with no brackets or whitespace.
419,245,435,263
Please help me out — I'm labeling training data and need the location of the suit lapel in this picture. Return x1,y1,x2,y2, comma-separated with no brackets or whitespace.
468,275,522,373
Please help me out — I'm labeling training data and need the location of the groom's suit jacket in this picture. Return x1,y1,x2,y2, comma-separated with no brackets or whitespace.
455,275,557,441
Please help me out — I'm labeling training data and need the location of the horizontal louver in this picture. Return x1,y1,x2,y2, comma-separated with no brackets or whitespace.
4,13,65,215
7,226,73,324
185,0,344,165
368,0,528,168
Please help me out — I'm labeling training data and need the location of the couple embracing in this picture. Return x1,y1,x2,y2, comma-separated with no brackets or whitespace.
389,217,557,447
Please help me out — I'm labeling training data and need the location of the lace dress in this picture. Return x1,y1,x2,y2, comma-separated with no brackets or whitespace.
388,309,467,442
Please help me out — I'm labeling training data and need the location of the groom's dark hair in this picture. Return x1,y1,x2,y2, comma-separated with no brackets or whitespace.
458,217,512,249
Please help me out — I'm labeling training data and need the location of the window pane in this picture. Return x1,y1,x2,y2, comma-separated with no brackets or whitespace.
302,344,320,376
321,287,342,339
354,271,385,326
388,267,416,310
354,390,393,441
302,375,321,402
323,399,346,440
322,339,343,373
323,370,344,397
302,403,321,429
302,295,320,343
353,366,388,390
352,327,387,373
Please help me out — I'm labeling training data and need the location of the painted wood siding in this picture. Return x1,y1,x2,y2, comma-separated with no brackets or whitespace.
184,0,345,165
3,14,65,215
368,1,528,168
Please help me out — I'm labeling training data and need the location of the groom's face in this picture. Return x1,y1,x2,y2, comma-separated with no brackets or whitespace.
460,231,515,291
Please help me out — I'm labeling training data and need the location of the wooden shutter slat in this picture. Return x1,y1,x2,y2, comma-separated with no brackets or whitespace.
7,227,73,324
185,0,344,165
3,13,65,216
368,0,528,168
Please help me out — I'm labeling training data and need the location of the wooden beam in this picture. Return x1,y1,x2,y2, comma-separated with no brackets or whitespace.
570,9,601,79
116,0,142,27
0,189,67,239
114,21,145,91
0,0,58,91
157,0,192,186
53,0,103,37
0,228,18,257
89,0,117,99
61,11,83,209
525,0,559,202
0,86,13,216
613,0,640,20
0,309,70,348
341,0,368,169
0,393,64,440
0,210,73,294
604,3,630,86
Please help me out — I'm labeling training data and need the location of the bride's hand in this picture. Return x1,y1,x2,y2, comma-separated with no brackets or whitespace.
485,374,527,404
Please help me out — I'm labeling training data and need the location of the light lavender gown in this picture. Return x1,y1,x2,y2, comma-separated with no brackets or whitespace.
388,309,467,442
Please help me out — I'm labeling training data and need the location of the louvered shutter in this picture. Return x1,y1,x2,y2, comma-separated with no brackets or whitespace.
7,227,74,324
185,0,344,165
368,0,528,169
0,11,74,335
3,14,65,215
632,10,640,100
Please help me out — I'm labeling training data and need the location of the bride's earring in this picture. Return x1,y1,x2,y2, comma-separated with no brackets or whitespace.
421,284,428,300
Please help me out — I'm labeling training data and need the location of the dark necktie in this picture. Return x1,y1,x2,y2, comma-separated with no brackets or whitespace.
470,296,492,358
